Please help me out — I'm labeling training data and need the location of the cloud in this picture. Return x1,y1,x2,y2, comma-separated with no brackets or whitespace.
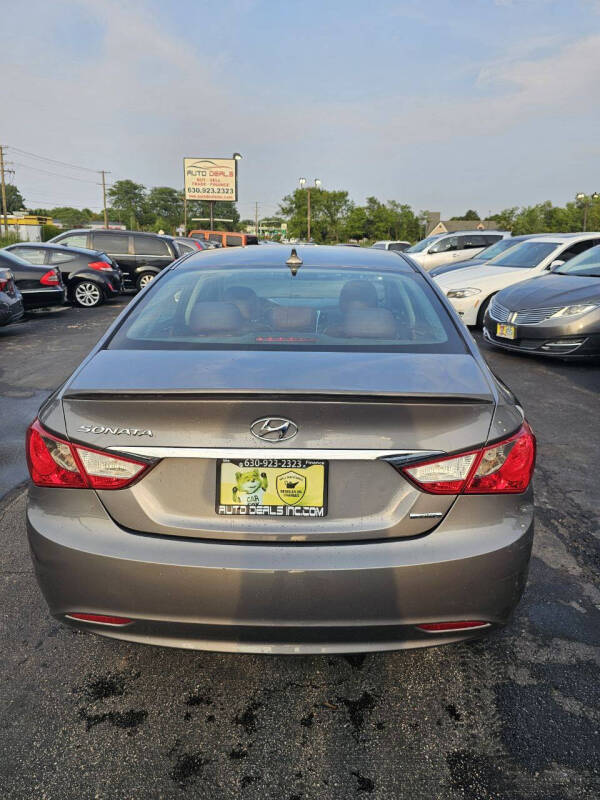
1,0,600,215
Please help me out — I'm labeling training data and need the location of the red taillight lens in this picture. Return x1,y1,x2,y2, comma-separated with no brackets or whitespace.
0,278,8,291
26,422,86,487
40,269,60,286
402,423,536,495
66,613,132,626
416,621,489,632
26,419,152,489
88,261,112,271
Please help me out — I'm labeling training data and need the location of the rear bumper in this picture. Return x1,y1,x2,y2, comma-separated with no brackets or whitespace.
27,488,534,654
21,287,66,309
0,296,24,326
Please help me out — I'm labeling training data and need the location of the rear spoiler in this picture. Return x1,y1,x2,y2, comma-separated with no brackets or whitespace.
63,390,493,404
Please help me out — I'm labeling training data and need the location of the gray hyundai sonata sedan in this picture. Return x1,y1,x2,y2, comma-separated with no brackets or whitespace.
26,245,536,654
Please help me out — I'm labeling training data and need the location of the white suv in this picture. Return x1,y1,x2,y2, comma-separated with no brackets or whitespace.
371,240,411,252
405,231,510,271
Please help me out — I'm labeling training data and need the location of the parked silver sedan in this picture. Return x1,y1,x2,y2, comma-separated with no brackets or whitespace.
26,245,536,654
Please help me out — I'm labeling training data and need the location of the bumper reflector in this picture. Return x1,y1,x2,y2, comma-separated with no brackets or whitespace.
416,621,489,632
66,613,132,626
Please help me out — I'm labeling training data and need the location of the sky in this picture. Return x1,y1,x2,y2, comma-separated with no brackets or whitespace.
2,0,600,220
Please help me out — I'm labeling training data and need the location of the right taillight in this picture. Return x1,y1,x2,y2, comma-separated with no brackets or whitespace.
40,269,60,286
26,419,154,489
402,423,536,495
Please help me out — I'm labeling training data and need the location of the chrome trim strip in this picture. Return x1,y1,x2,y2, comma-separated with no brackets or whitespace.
107,446,439,462
409,512,444,519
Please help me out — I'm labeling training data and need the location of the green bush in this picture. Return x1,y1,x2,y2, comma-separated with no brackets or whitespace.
0,233,20,248
41,224,61,241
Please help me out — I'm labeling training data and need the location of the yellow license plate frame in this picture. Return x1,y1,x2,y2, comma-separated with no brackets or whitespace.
216,458,328,517
496,323,516,340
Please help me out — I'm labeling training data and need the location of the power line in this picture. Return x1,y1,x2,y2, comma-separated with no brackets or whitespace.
11,161,100,185
6,145,100,174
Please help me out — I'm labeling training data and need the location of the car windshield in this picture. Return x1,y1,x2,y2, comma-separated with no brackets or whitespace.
108,265,464,353
487,241,558,269
405,235,443,253
555,244,600,277
478,238,520,261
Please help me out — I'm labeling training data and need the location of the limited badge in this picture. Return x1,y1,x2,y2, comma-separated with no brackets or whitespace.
276,470,306,505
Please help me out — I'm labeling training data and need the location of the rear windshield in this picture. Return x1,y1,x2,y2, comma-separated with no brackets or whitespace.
108,266,465,353
487,241,557,268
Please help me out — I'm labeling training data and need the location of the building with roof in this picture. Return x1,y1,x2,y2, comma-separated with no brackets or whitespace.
0,212,53,241
425,212,501,236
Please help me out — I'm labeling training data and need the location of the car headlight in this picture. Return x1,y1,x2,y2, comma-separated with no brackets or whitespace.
549,304,599,318
446,288,481,299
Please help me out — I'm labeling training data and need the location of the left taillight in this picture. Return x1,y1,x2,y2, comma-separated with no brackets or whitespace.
401,422,536,495
88,261,113,272
26,419,153,489
40,269,60,286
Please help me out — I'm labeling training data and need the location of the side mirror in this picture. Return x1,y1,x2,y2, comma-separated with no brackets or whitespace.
547,259,565,271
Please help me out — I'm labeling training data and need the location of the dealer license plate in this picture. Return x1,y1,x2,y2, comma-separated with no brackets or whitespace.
216,459,328,517
496,323,516,340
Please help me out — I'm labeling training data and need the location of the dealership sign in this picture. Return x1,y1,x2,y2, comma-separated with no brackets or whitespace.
184,158,237,201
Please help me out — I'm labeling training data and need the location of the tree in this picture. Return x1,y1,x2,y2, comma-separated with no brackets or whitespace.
450,209,481,221
5,184,25,212
47,206,94,228
488,207,518,231
186,199,240,231
279,188,351,242
147,187,183,232
107,180,147,228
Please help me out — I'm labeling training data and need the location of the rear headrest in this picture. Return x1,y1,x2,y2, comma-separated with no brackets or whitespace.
341,308,397,339
188,301,244,334
339,280,377,312
267,306,316,331
224,286,259,319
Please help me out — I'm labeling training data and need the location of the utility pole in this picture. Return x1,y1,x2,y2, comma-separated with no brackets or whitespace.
0,145,9,236
255,201,259,237
299,178,321,242
100,170,110,228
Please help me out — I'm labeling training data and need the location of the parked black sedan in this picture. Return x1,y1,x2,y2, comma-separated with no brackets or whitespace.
0,266,24,327
484,243,600,359
5,243,122,308
0,250,65,310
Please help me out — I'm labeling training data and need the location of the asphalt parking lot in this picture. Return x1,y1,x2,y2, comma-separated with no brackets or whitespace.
1,299,599,799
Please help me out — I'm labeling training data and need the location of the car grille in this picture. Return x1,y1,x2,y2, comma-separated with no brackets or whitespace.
489,297,562,325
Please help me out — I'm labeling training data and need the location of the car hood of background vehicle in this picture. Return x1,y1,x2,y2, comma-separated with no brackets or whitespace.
496,274,600,310
64,349,492,400
430,258,486,276
435,264,535,289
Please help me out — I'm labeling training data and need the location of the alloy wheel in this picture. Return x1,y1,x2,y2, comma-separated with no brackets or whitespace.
74,282,102,307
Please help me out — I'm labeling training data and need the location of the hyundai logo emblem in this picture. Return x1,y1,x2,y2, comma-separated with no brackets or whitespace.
250,417,298,442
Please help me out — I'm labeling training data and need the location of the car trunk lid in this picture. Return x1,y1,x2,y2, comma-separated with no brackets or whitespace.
59,349,496,542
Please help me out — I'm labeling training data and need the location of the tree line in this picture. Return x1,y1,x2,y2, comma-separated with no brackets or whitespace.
6,179,600,243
